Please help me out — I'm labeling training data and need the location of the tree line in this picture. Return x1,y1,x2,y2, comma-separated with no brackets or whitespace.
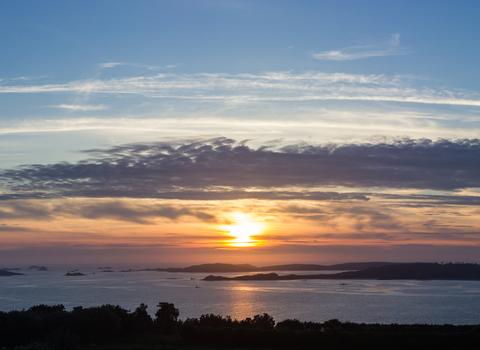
1,303,480,350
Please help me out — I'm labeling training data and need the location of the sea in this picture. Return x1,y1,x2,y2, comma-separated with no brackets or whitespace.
1,266,480,325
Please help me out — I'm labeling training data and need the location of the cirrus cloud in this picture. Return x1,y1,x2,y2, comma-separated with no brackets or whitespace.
1,71,479,106
313,34,410,61
50,104,107,111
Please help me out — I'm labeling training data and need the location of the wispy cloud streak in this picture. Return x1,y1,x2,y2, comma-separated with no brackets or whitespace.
50,104,107,111
313,34,409,61
99,62,179,70
0,71,478,106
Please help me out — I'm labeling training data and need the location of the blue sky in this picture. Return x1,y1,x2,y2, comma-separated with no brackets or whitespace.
1,1,480,166
1,1,480,265
2,1,479,79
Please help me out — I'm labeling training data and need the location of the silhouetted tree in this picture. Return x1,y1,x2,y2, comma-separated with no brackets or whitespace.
276,318,304,330
322,318,342,332
132,303,153,333
198,313,234,328
101,304,134,334
252,313,275,330
28,304,66,314
69,305,121,343
154,302,179,334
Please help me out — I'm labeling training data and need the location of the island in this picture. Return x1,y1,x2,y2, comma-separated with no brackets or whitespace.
27,265,41,269
139,261,393,273
0,270,24,276
203,263,480,281
65,272,86,276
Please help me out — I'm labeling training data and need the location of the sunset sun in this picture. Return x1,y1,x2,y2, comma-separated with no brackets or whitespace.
222,213,265,247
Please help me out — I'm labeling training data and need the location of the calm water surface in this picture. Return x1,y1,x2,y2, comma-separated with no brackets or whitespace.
1,266,480,325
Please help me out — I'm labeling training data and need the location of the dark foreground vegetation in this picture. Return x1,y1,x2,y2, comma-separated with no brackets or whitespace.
2,303,480,350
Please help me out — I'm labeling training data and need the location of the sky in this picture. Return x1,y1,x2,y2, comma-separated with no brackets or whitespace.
1,0,480,266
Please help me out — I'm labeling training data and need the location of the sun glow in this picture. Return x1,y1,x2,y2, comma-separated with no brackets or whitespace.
221,213,265,247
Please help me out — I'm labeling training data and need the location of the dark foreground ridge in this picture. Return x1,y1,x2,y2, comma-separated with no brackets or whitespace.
203,262,480,281
141,261,393,273
1,303,480,350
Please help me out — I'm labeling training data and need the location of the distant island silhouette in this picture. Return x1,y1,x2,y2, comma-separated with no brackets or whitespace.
140,261,393,273
65,272,86,276
0,270,24,276
203,263,480,281
27,265,41,269
4,262,389,277
3,262,480,281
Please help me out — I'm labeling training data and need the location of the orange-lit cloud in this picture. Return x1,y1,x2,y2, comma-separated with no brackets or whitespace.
1,138,480,264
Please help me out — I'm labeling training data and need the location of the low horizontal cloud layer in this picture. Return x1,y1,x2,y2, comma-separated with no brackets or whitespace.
2,138,480,201
0,225,31,232
1,71,479,106
0,202,53,220
3,242,480,265
55,201,216,224
0,200,216,224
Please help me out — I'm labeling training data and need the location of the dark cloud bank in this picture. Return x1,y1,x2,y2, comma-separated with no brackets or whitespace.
2,137,480,201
